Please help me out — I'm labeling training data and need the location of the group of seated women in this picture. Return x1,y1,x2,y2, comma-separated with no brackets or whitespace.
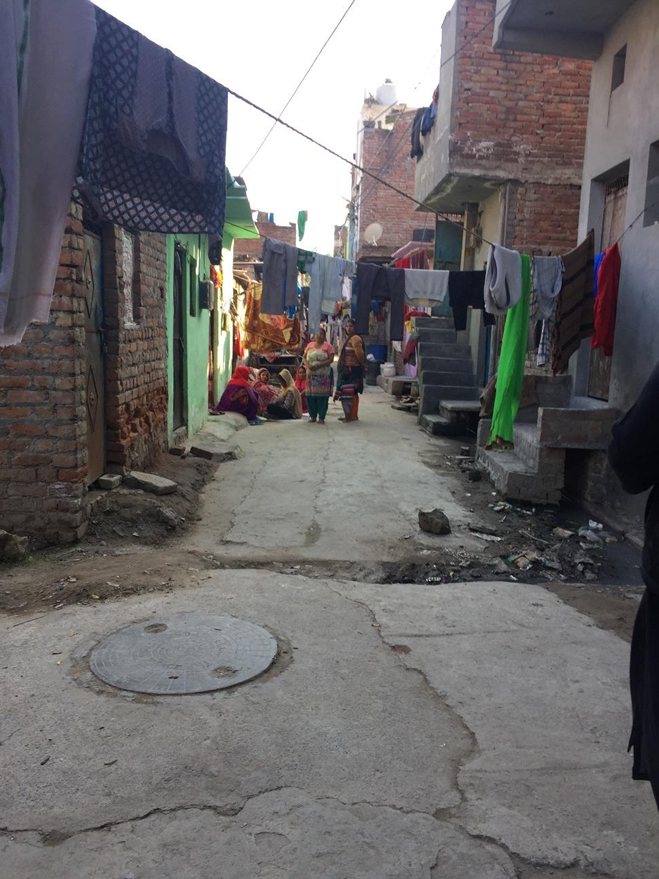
213,365,303,424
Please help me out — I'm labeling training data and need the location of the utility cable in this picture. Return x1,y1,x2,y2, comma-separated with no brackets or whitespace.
238,0,358,176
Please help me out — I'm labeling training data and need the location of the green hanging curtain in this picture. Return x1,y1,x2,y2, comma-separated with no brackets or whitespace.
297,210,308,242
488,253,531,447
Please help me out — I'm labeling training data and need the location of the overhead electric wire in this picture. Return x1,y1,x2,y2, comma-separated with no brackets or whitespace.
238,0,358,176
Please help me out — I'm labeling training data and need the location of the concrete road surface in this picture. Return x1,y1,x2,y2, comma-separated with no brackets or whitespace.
1,390,656,877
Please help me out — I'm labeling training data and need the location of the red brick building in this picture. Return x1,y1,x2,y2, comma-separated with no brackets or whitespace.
352,104,433,263
234,211,296,271
0,202,169,545
416,0,592,262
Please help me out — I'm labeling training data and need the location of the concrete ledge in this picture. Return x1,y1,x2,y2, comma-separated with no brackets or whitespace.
538,403,618,449
376,375,418,396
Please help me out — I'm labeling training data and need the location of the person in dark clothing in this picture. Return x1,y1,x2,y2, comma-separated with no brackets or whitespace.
608,362,659,808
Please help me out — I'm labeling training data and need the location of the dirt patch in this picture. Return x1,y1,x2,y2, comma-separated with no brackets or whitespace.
86,453,215,547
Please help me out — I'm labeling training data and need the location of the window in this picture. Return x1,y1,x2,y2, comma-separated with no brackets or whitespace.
644,141,659,228
120,229,140,326
611,45,627,92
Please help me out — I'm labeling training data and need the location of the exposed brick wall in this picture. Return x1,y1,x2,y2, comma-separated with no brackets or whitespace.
103,228,168,472
0,203,88,545
507,181,583,254
235,212,295,262
452,0,591,185
356,110,430,262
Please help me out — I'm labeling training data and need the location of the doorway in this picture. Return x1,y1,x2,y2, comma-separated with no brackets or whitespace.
83,232,106,484
587,174,628,401
173,245,186,431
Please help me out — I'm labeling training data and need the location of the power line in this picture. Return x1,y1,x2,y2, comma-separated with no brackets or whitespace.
238,0,358,176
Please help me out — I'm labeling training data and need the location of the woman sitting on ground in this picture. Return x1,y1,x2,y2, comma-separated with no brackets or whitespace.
213,366,259,423
266,369,303,420
295,364,308,414
253,367,279,416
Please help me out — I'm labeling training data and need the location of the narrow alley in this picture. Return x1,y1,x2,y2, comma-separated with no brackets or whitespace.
3,0,659,876
1,390,657,878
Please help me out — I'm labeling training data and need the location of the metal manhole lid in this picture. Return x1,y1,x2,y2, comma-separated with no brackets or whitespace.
90,613,277,695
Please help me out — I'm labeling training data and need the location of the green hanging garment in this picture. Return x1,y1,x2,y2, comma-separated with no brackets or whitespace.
488,253,531,447
297,210,308,242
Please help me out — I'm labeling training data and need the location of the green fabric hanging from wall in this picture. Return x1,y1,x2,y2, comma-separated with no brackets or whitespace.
488,253,531,447
297,210,308,242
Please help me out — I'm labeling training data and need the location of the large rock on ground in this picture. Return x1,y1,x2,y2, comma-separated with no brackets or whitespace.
418,508,451,536
124,472,178,496
0,530,28,561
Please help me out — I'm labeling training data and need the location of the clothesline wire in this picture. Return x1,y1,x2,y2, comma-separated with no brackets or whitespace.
238,0,358,176
226,85,494,247
615,200,659,246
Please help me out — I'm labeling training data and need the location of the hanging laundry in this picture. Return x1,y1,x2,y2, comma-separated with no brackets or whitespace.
593,252,605,298
0,0,96,346
355,263,405,341
308,254,349,333
488,255,531,447
421,103,437,136
551,231,595,375
297,210,308,242
79,9,227,237
404,270,449,303
261,238,299,315
591,243,621,357
410,108,425,159
243,282,301,354
532,256,564,320
484,245,523,315
448,271,494,332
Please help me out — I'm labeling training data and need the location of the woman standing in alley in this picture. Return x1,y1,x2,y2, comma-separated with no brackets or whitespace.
336,318,365,423
304,328,334,424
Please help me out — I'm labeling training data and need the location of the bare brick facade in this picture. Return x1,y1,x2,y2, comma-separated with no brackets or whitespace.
452,0,591,184
0,204,169,545
0,203,88,544
235,212,294,263
354,110,430,262
102,227,168,471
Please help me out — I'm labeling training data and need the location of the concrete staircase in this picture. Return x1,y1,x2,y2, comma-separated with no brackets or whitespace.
414,315,481,436
476,394,618,504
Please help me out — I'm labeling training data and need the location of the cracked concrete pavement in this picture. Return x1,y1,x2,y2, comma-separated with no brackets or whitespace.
1,391,657,877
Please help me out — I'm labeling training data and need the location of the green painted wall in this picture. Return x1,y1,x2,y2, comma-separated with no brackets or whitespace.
166,234,235,443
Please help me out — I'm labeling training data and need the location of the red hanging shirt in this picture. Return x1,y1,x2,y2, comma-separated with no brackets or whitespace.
591,243,621,357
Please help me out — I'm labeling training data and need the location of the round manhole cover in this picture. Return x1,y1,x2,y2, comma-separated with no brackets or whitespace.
90,613,278,695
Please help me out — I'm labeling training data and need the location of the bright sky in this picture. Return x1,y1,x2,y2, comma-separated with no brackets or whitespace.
95,0,453,253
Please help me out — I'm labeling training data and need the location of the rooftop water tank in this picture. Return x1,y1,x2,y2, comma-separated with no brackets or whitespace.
375,79,397,107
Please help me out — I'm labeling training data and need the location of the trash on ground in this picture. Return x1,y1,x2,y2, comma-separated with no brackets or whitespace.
552,527,575,540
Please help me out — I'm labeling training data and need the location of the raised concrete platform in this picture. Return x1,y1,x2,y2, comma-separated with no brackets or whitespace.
376,375,418,396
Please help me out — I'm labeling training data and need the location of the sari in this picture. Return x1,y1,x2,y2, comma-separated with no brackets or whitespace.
266,369,303,420
253,380,279,416
213,367,259,421
295,367,308,413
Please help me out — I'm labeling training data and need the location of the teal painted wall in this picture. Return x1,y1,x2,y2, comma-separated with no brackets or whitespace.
166,235,211,441
167,234,235,442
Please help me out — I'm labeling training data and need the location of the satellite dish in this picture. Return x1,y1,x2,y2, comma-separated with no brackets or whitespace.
364,222,383,245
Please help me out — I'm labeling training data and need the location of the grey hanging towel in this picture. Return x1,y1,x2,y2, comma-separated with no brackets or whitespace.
532,255,564,320
261,238,299,315
484,244,522,315
78,8,228,235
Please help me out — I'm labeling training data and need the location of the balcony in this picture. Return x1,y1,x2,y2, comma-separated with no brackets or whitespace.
493,0,636,59
414,4,505,213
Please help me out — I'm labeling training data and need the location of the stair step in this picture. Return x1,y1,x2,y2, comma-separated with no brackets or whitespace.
420,385,480,415
417,356,473,374
513,422,565,472
417,328,457,343
413,316,454,330
418,343,471,358
476,447,563,504
420,371,476,388
419,414,463,437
